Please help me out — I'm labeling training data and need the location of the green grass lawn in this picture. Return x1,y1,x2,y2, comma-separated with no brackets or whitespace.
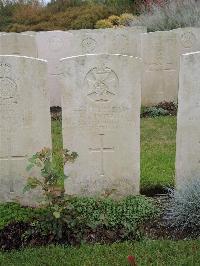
0,240,199,266
51,116,177,190
141,116,176,190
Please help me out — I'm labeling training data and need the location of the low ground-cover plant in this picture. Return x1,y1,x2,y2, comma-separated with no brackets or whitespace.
164,177,200,237
67,195,157,234
0,146,158,250
23,148,157,243
0,195,157,250
141,101,177,118
141,106,169,118
0,203,45,230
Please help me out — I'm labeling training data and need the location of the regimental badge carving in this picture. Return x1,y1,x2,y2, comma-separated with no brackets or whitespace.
49,36,63,51
0,63,17,106
85,66,119,103
181,31,196,48
82,38,97,53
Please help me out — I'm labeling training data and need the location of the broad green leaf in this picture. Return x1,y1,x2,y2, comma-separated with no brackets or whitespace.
53,211,60,219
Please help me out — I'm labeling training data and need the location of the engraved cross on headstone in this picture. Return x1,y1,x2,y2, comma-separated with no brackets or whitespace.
89,134,114,177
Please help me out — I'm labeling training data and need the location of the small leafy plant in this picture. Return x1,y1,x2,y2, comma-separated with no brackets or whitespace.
24,147,78,204
24,147,78,239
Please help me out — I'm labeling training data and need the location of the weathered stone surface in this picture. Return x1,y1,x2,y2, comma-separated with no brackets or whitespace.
172,27,200,54
22,31,37,36
0,55,51,205
176,51,200,187
36,28,145,106
0,33,37,57
71,27,146,57
61,54,141,197
36,31,74,107
141,31,178,106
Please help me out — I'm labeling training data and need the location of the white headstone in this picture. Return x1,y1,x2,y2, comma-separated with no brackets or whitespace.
172,27,200,55
141,31,178,106
72,27,146,57
61,54,141,197
0,55,51,205
176,51,200,187
36,31,74,107
0,33,37,57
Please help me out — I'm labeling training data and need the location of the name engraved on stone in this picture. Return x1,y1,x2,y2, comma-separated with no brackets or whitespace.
89,134,114,177
86,109,131,131
68,105,131,130
181,32,196,48
85,67,118,102
82,37,97,53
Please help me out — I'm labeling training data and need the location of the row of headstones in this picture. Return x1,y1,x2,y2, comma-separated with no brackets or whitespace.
0,51,198,206
0,27,200,107
0,27,145,107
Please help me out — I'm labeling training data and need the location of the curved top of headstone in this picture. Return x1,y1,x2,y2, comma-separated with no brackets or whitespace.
0,33,38,57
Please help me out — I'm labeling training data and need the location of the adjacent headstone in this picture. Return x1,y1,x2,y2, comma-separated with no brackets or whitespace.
141,31,178,106
61,54,141,197
176,51,200,187
172,27,200,55
0,55,51,205
36,31,74,107
0,33,37,57
21,31,37,36
72,27,146,57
